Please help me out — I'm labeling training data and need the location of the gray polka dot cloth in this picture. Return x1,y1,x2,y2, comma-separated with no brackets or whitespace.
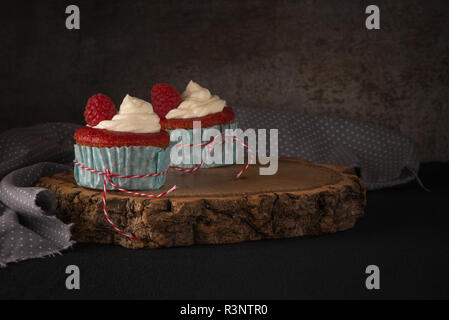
0,110,420,266
235,107,420,189
0,123,80,267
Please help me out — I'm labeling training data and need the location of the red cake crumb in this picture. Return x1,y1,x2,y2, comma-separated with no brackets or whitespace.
160,106,235,130
74,126,170,148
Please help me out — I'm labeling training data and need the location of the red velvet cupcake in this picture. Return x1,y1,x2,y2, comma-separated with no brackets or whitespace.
73,94,171,190
151,81,238,169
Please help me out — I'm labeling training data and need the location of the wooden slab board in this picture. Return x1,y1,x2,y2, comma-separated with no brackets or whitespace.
35,158,366,249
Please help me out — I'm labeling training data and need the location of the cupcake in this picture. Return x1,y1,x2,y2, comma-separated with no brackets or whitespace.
151,81,237,169
74,94,171,190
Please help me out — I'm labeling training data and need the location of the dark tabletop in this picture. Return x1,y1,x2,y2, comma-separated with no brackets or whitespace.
1,162,448,300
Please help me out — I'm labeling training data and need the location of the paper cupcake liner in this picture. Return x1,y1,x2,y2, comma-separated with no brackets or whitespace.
168,121,239,169
74,144,171,190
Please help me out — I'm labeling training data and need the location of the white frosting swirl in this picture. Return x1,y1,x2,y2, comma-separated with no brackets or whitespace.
165,80,226,119
94,94,161,133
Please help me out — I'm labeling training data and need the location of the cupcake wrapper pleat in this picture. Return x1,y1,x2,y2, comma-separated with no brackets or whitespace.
74,145,171,190
168,121,239,169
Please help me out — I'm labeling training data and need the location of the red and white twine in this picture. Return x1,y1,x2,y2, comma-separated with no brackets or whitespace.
73,134,254,241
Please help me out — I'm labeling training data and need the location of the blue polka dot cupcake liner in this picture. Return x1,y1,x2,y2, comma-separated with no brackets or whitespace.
74,144,171,190
168,121,239,169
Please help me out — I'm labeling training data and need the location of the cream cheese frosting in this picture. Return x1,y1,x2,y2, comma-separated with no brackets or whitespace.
165,80,226,119
94,94,161,133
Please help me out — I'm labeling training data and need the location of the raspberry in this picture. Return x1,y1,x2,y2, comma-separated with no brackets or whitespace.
151,84,182,118
84,94,117,126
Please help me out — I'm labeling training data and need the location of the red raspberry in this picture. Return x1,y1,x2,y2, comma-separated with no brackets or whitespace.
151,84,182,118
84,94,117,126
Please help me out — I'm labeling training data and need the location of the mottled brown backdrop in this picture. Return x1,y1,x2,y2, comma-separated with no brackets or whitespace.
1,0,448,161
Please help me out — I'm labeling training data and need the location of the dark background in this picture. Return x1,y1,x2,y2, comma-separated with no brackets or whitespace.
1,0,449,161
1,0,449,300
